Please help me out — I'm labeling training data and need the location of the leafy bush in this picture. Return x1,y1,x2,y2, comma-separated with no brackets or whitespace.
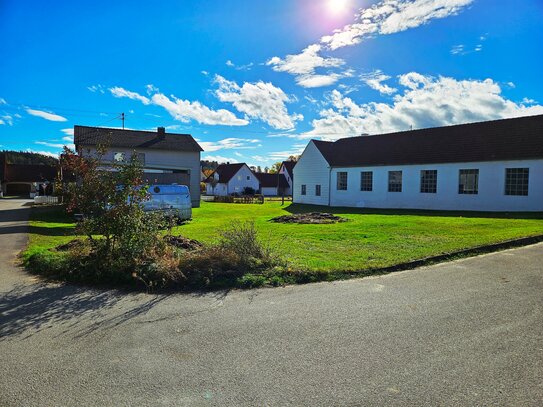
242,186,256,196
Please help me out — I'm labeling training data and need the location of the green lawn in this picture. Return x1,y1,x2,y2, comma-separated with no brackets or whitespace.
24,202,543,273
173,201,543,272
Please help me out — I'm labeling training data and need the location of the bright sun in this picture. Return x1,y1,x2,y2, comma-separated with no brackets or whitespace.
327,0,351,15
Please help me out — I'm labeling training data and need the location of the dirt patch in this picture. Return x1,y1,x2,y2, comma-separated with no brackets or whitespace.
270,212,348,224
164,235,203,251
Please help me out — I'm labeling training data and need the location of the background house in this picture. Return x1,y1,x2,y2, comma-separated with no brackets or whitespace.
75,125,203,207
254,172,289,196
0,152,58,197
293,115,543,212
204,163,259,196
278,161,295,196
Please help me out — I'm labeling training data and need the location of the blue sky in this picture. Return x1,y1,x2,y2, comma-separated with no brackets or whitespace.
1,0,542,166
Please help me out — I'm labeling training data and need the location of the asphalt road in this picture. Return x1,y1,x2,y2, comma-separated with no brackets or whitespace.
1,199,542,406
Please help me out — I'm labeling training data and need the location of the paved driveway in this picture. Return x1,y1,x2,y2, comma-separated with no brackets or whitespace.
1,199,542,406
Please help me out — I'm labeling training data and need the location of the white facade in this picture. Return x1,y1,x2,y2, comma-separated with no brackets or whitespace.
206,164,260,196
261,186,278,196
294,140,543,211
293,141,331,206
279,164,293,195
79,145,201,207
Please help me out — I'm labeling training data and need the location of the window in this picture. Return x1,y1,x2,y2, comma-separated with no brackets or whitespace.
247,176,250,180
301,184,306,195
420,170,437,193
459,169,479,194
388,171,402,192
505,168,529,196
315,185,321,196
360,171,373,191
337,172,348,190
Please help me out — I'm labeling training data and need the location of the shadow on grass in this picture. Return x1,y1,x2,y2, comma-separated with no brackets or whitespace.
283,203,543,220
0,282,168,341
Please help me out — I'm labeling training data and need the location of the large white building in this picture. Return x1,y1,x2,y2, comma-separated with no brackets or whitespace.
293,115,543,212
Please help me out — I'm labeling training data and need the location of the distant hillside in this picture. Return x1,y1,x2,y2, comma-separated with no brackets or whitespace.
1,150,59,166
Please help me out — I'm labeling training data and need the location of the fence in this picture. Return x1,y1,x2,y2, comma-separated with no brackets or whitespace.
33,196,60,205
201,195,265,204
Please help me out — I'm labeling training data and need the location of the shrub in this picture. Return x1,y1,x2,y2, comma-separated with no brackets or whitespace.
242,187,256,196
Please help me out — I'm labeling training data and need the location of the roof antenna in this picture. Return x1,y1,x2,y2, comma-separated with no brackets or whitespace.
410,124,413,131
121,112,125,129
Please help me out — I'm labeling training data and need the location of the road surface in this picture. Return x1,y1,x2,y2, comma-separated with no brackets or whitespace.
1,199,542,406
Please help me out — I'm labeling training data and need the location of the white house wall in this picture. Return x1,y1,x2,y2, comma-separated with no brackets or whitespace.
261,186,278,196
293,141,331,205
227,165,260,195
79,145,201,207
279,165,293,195
328,159,543,212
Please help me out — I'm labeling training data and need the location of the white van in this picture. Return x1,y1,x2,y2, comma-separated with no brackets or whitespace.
143,184,192,221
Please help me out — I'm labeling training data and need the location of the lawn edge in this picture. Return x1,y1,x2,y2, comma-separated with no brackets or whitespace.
336,233,543,280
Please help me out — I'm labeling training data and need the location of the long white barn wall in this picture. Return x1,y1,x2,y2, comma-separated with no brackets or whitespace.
328,159,543,211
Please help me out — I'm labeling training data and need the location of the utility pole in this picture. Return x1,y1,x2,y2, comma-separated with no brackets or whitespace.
121,112,125,129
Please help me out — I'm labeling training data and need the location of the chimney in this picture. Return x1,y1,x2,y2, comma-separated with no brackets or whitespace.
157,127,166,139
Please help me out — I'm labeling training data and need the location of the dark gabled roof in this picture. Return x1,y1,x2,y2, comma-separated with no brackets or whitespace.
312,114,543,167
74,125,203,152
204,163,246,183
254,172,289,188
2,164,58,183
281,161,296,178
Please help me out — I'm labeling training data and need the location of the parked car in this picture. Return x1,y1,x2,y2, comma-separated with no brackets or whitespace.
143,184,192,221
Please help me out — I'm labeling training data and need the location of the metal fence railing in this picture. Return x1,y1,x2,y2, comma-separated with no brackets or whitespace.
33,196,60,205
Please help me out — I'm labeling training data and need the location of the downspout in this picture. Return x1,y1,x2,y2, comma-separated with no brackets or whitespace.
328,166,332,207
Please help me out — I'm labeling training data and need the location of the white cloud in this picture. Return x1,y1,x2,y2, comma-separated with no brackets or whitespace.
361,70,397,95
36,141,75,149
322,0,474,50
198,137,261,152
0,98,6,105
61,128,74,136
145,84,159,95
267,44,344,76
214,75,302,129
301,72,543,140
0,114,14,125
62,136,73,142
109,86,151,105
269,0,473,87
109,86,248,126
266,44,350,88
450,44,465,55
87,84,105,94
226,60,254,71
26,108,67,122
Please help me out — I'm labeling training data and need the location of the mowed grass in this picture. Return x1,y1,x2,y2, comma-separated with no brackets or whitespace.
24,202,543,273
173,201,543,272
22,206,76,263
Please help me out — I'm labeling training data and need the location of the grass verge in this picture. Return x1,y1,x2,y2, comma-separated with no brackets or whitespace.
22,202,543,289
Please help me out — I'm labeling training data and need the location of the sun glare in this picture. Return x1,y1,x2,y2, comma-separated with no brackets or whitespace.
327,0,351,15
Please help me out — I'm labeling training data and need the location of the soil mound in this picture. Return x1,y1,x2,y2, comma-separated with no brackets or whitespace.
164,235,203,251
270,212,347,224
